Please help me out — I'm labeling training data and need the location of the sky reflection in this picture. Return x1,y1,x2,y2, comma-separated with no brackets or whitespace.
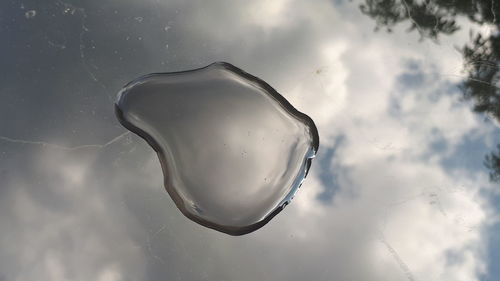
0,0,498,280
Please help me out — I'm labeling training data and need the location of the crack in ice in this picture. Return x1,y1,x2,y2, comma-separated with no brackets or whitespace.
492,0,497,24
56,0,113,102
378,231,418,281
401,0,425,38
0,131,130,151
145,225,167,264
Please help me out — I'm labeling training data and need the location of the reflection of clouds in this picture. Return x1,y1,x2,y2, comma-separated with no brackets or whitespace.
0,146,147,281
0,0,497,280
245,0,292,29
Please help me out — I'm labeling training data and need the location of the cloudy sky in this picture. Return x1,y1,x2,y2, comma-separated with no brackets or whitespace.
0,0,499,280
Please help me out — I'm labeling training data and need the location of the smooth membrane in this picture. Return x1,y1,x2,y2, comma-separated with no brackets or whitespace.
115,62,319,235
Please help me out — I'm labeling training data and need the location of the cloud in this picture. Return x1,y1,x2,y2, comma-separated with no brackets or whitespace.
0,0,497,280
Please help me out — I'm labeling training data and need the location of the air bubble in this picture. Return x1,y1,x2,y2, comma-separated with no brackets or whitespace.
115,62,319,235
25,10,36,19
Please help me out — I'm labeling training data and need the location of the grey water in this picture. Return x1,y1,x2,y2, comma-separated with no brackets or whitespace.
115,62,319,235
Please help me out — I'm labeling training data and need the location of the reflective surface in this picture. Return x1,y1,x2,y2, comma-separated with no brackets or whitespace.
0,0,499,280
116,62,318,235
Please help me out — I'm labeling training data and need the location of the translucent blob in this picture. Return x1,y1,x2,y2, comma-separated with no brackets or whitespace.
24,10,36,19
115,62,319,235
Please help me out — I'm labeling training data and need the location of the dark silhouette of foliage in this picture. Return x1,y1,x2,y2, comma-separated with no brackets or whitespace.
360,0,460,38
485,145,500,181
360,0,498,39
462,33,500,121
360,0,500,182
